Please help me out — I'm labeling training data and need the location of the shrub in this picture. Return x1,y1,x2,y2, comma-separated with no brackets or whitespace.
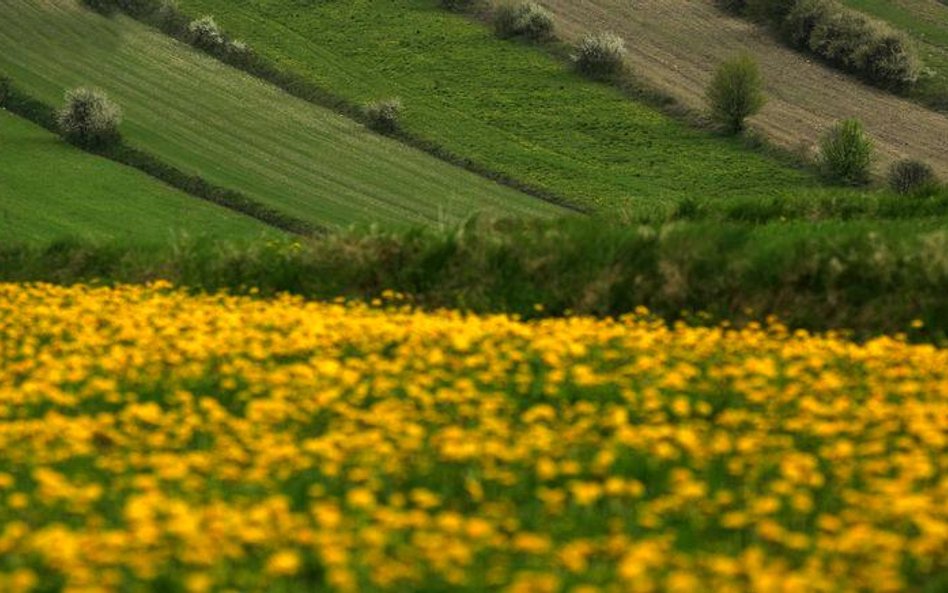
81,0,120,15
818,119,873,185
187,16,225,52
888,159,938,196
56,88,123,149
855,31,919,89
781,0,835,47
808,10,873,69
573,32,626,78
706,54,766,134
745,0,798,24
714,0,747,14
493,2,554,40
364,98,403,134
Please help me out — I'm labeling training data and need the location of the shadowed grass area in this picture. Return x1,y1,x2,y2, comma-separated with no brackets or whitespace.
0,110,275,243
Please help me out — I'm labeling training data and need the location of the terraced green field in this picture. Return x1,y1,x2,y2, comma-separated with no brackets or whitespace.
0,110,273,243
175,0,868,214
842,0,948,108
0,0,559,230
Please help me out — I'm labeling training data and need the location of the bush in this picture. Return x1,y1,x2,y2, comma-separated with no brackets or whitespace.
493,2,554,40
888,159,938,196
818,119,873,185
187,15,225,52
573,32,626,78
364,98,403,134
781,0,835,47
0,77,10,107
855,31,919,89
56,88,123,149
720,0,921,89
706,54,766,134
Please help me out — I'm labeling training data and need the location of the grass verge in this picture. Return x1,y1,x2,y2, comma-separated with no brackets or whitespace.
3,217,947,340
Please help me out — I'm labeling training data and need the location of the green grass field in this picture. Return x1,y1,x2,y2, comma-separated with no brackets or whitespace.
841,0,948,108
0,110,275,243
0,0,559,230
172,0,878,214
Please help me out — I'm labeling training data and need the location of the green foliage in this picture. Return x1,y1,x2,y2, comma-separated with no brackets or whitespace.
187,15,225,51
493,2,554,40
4,217,948,339
706,54,766,134
167,0,838,214
888,159,939,196
783,0,835,47
818,119,873,185
439,0,482,11
56,88,122,149
573,32,626,78
720,0,921,90
363,98,403,134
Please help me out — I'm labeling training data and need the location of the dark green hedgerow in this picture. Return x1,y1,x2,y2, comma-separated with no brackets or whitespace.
2,218,947,341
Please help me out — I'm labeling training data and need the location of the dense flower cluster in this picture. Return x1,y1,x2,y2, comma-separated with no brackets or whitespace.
0,283,946,593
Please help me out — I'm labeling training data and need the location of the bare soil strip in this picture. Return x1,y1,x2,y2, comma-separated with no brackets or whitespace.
540,0,948,178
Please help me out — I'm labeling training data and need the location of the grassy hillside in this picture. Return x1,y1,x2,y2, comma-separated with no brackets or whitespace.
536,0,948,179
171,0,868,214
0,0,559,231
842,0,948,109
0,110,273,243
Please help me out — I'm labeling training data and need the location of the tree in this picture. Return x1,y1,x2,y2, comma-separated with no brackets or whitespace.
57,88,122,149
706,54,766,134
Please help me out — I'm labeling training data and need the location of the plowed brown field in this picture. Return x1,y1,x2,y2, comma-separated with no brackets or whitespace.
540,0,948,178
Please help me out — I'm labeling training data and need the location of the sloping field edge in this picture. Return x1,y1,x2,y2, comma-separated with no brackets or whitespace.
89,1,587,214
0,77,322,236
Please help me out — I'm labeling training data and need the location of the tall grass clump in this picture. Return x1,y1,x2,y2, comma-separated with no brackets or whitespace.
818,118,873,185
706,54,766,134
364,98,403,134
888,160,939,196
573,32,626,78
57,88,122,149
493,2,554,41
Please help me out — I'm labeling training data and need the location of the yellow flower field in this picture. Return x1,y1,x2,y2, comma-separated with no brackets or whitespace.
0,283,946,593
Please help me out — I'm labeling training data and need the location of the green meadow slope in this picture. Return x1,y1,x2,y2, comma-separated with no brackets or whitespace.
0,0,559,231
174,0,869,216
0,110,273,243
